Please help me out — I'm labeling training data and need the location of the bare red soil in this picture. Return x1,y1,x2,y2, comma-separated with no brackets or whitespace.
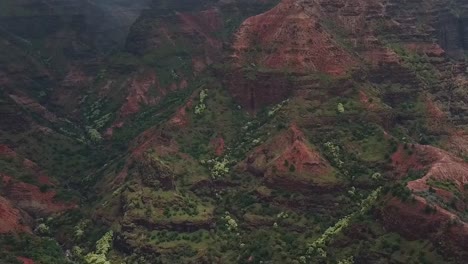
2,175,76,216
17,257,35,264
119,71,158,118
233,0,356,75
383,144,468,260
241,124,336,191
168,99,194,129
210,137,225,157
0,196,31,234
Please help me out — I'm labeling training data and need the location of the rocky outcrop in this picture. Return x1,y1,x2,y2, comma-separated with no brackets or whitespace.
436,3,468,58
382,144,468,260
380,196,468,261
0,146,75,233
406,146,468,193
167,99,194,129
0,196,31,234
119,71,158,118
240,124,339,192
232,0,356,75
226,69,292,112
132,154,175,190
2,175,76,217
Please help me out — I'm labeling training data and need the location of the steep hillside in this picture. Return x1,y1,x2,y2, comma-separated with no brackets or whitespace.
1,0,468,263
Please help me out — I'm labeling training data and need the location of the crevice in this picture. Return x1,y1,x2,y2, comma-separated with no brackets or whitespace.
249,86,256,112
457,17,466,50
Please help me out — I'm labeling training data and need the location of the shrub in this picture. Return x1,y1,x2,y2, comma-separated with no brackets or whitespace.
337,103,345,113
34,223,50,236
84,230,113,264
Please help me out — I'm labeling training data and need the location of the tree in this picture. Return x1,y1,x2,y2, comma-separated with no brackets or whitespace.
337,103,345,113
87,127,102,142
84,231,113,264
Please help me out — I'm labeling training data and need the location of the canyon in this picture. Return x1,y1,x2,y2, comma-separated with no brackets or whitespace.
1,0,468,263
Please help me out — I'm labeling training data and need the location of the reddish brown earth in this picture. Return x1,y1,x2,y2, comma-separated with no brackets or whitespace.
233,0,356,75
61,66,92,87
55,66,94,113
382,144,468,260
391,144,467,209
178,8,223,73
2,175,76,216
424,97,451,135
0,196,31,234
240,124,337,191
391,145,428,178
104,121,125,138
226,70,292,112
167,99,194,129
116,69,190,125
404,43,446,57
210,137,225,157
110,128,165,185
0,145,53,186
405,146,467,193
0,146,75,233
0,144,16,157
380,196,468,261
17,257,35,264
444,132,468,157
359,90,377,110
425,97,446,121
112,128,184,186
119,71,158,118
227,0,407,111
177,9,223,51
232,0,416,72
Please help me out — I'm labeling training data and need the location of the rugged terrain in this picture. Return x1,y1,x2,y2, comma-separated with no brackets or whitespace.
1,0,468,263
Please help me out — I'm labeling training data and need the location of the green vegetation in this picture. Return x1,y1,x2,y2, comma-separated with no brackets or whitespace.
194,89,209,115
337,103,345,113
427,180,459,194
83,231,114,264
388,44,440,87
0,234,69,264
304,188,382,261
1,0,467,263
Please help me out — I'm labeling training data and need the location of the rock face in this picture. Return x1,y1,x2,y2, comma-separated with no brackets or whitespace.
119,71,159,118
132,154,175,190
383,0,468,59
0,145,75,234
406,146,468,194
4,0,468,262
2,176,76,217
233,0,356,75
0,0,151,52
241,124,338,191
227,0,468,113
436,2,468,58
226,69,292,112
382,144,468,261
380,196,468,262
0,196,31,234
